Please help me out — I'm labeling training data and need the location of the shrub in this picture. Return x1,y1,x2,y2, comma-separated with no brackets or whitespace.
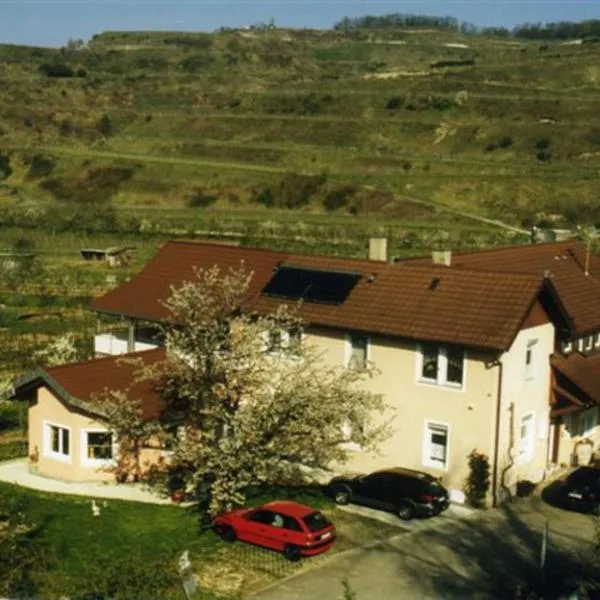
536,149,552,162
97,115,114,137
75,66,87,78
58,119,76,137
178,54,214,73
187,189,217,208
323,184,358,211
536,137,551,150
253,187,274,207
464,450,490,508
385,96,404,110
0,153,12,180
276,172,327,209
38,63,74,77
430,59,475,68
26,155,56,179
498,136,513,148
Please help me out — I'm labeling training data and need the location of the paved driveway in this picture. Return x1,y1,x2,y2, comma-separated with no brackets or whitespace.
251,491,598,600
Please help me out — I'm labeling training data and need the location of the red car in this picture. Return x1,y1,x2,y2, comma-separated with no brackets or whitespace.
213,500,336,561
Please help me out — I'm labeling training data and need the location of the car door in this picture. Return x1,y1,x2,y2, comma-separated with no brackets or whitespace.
242,509,276,547
353,473,392,510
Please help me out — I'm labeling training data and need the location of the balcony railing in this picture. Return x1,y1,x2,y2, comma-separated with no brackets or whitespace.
94,333,159,357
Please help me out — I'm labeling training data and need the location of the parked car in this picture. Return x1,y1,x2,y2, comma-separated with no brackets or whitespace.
561,466,600,514
213,500,336,561
327,467,450,520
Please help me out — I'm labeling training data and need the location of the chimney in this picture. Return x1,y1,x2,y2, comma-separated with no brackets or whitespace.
432,250,452,266
369,237,388,262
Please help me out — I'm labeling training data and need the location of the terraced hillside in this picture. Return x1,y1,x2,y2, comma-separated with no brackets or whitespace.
1,27,600,245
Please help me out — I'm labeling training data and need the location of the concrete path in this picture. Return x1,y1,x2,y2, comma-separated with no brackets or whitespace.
252,492,598,600
0,458,175,505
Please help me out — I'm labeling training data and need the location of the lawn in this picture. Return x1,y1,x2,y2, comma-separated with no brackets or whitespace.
0,481,400,599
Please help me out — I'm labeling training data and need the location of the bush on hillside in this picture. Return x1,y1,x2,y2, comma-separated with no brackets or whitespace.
38,63,74,78
430,59,475,69
26,155,56,179
385,96,404,110
323,184,358,211
0,153,12,179
276,172,327,209
97,115,114,137
187,189,218,208
178,54,214,72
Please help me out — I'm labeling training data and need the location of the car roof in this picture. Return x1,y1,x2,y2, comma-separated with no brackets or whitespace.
568,466,600,483
373,467,435,480
261,501,317,517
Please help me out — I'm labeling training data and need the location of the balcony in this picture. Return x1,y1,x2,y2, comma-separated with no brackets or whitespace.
94,332,159,357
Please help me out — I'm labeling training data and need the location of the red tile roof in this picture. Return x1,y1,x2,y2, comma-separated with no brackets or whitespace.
91,241,544,352
551,351,600,407
21,348,166,420
405,240,600,337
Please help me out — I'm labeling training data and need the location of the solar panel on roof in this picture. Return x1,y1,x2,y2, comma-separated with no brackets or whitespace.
262,266,361,305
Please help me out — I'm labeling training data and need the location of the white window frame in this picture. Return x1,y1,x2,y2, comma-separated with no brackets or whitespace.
264,328,303,360
595,333,600,348
524,339,538,381
345,333,370,370
80,428,116,467
422,421,450,471
519,412,536,463
579,407,597,438
584,335,594,352
577,338,584,352
43,421,72,463
561,340,573,354
416,344,465,390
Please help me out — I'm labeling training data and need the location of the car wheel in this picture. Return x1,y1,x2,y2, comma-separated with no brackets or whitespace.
216,524,237,542
396,502,415,521
333,487,351,505
284,544,301,562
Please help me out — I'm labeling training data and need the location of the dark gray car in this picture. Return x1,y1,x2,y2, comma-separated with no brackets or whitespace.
327,467,449,520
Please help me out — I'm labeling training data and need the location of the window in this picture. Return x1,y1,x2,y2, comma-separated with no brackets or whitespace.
44,423,70,462
519,412,535,462
265,328,302,358
83,431,114,463
268,329,283,353
418,344,464,388
579,408,597,438
287,328,302,358
595,333,600,348
423,422,449,470
584,335,593,352
561,340,573,354
524,339,538,380
346,333,368,370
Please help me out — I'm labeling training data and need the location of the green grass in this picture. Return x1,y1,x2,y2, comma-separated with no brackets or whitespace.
0,482,232,598
0,480,396,598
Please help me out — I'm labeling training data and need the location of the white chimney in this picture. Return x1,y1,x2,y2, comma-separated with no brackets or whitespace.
369,237,388,262
432,250,452,266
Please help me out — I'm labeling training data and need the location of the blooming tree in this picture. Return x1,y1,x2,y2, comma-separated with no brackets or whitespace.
110,263,389,516
33,333,79,367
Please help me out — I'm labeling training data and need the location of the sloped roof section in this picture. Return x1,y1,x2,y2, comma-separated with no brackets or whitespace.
551,352,600,407
91,241,544,351
405,240,600,337
15,348,166,420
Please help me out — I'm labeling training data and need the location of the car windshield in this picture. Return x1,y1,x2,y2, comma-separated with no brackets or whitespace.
302,511,331,532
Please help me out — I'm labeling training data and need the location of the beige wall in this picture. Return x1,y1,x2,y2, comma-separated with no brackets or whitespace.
492,322,554,499
28,387,163,483
304,327,500,499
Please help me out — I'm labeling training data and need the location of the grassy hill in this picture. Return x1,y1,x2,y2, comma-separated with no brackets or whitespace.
1,26,600,250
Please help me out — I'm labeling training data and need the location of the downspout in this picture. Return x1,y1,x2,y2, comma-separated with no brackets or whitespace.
491,357,503,507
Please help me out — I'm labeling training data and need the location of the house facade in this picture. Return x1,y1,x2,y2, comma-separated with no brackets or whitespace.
14,239,600,503
405,240,600,473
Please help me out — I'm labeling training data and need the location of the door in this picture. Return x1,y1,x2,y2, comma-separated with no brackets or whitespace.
242,509,276,547
353,473,392,510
